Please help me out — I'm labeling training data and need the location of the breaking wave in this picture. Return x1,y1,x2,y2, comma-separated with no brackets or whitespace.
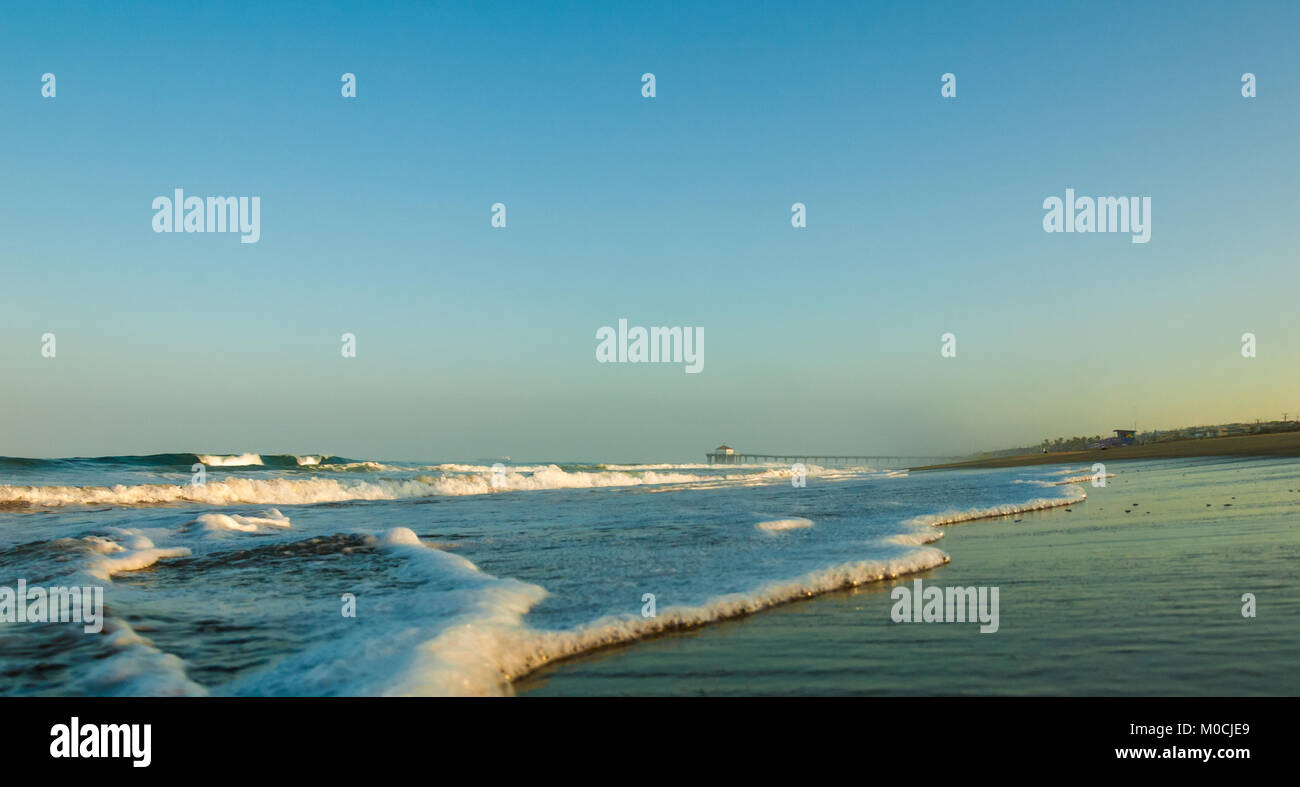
0,464,846,509
906,484,1086,528
228,527,950,696
0,453,353,470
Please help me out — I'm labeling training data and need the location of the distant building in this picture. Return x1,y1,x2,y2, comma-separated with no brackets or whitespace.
707,444,737,464
1088,430,1137,450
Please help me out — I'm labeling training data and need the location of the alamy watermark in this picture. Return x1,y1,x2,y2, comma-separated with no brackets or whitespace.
152,188,261,244
890,579,999,633
1,579,103,633
595,319,704,373
1043,188,1150,244
50,717,151,768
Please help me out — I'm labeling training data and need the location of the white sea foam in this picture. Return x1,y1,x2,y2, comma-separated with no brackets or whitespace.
1014,473,1112,486
1047,466,1100,476
0,477,391,507
196,453,264,467
80,535,126,554
404,545,951,696
193,508,291,533
39,534,206,695
884,530,947,546
755,517,814,532
1054,473,1114,485
908,485,1086,528
219,527,550,697
76,618,208,697
314,461,392,471
377,526,425,547
85,533,191,580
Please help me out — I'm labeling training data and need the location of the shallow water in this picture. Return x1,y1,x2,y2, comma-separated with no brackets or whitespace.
518,456,1300,696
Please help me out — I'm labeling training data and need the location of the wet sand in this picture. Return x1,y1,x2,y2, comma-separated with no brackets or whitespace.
516,456,1300,696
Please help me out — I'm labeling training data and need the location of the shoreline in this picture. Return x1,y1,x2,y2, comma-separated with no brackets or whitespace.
517,455,1300,696
911,431,1300,471
505,485,1084,694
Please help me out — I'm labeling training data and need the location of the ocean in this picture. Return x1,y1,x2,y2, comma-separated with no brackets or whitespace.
3,453,1269,696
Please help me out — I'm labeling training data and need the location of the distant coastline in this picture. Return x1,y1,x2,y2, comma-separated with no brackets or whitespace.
913,431,1300,471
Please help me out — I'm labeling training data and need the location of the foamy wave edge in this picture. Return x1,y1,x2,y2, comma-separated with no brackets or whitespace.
906,485,1086,528
392,542,950,696
459,486,1084,695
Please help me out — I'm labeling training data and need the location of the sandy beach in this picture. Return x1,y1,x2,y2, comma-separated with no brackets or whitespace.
912,431,1300,471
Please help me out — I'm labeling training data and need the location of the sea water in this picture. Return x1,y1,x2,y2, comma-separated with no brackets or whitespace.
0,454,1085,695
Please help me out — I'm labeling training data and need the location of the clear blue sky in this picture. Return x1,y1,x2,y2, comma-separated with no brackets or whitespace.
2,1,1297,462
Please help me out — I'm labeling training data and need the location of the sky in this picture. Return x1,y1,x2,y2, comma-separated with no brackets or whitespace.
1,0,1297,462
